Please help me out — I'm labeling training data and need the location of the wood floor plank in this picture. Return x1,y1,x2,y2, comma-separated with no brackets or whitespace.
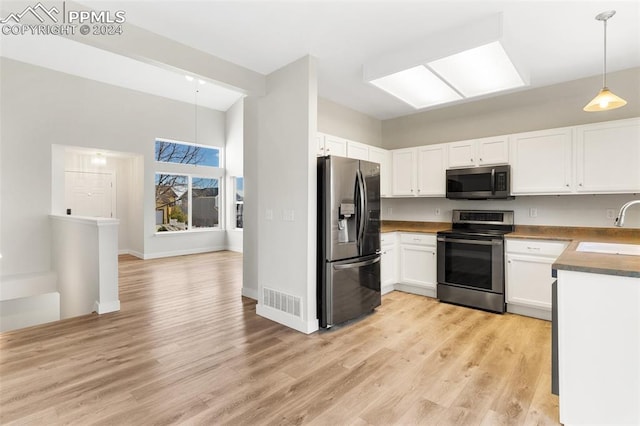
0,251,560,425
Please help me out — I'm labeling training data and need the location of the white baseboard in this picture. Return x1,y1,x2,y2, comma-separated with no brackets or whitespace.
227,245,243,253
118,249,144,259
242,287,258,300
256,303,319,334
507,304,551,321
94,300,121,314
142,246,226,260
394,283,437,298
381,284,395,295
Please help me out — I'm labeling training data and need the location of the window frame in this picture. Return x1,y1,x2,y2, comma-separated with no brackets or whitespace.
232,176,244,230
154,138,224,235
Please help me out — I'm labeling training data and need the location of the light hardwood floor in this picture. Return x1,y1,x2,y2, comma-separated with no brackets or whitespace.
0,251,559,425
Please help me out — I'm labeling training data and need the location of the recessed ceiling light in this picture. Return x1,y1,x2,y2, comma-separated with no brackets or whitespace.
428,41,526,98
198,79,206,85
185,75,194,82
370,65,462,109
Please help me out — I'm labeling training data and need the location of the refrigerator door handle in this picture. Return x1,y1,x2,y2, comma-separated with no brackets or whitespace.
333,256,381,270
356,168,366,254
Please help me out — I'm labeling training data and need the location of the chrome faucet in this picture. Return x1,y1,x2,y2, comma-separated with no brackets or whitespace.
615,200,640,227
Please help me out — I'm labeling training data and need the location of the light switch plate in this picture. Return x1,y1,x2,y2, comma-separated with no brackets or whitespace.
265,209,273,220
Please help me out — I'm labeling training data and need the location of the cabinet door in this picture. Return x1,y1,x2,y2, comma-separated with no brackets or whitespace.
346,140,369,160
381,244,398,290
448,140,476,168
324,135,347,157
510,128,573,194
477,136,509,165
575,118,640,193
506,253,556,310
369,147,391,197
316,134,326,156
399,244,436,289
416,144,447,196
391,148,416,196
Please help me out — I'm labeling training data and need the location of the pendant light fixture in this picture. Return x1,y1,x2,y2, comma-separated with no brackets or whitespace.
583,10,627,112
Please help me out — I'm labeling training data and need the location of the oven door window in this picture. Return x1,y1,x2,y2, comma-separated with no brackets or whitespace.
443,240,494,290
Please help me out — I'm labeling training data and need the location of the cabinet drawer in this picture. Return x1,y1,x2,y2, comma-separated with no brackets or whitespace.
381,232,397,246
506,239,568,257
400,233,436,246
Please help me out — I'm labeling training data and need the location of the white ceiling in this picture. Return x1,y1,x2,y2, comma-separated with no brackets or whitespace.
4,1,639,119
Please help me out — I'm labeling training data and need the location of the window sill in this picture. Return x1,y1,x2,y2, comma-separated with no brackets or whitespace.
154,227,224,237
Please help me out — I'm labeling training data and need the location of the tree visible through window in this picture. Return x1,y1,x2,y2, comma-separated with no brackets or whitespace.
154,139,222,233
155,140,220,167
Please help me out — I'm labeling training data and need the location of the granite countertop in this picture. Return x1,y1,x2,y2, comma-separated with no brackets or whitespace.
552,240,640,278
381,220,640,278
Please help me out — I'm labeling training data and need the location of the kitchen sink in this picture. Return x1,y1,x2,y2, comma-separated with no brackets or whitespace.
576,242,640,256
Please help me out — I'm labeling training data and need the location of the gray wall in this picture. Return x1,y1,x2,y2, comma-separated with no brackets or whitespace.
318,97,382,146
382,67,640,149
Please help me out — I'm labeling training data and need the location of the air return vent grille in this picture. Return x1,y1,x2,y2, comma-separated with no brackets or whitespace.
263,287,301,318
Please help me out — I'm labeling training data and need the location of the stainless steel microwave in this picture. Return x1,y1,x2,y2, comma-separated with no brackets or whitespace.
446,165,511,199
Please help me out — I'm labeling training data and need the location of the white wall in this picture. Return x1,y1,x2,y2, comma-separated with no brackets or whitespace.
318,97,382,147
0,58,228,286
381,194,640,228
246,56,319,333
225,97,244,253
242,97,260,301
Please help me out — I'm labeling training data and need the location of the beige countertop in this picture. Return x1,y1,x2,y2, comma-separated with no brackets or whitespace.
381,221,640,278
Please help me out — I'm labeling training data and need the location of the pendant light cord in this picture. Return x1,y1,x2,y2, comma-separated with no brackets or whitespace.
602,18,607,88
195,88,199,144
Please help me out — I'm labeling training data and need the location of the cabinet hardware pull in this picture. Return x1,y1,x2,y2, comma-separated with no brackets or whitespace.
527,246,541,250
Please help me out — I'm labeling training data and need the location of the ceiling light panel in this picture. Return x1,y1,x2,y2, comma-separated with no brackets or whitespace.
428,41,526,98
370,65,462,109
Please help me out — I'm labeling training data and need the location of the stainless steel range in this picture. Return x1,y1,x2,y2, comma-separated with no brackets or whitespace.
437,210,514,313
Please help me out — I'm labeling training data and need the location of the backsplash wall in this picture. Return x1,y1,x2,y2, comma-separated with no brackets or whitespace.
381,194,640,229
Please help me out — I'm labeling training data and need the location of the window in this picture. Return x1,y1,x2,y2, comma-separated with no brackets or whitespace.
154,139,223,233
155,174,220,232
234,177,244,229
155,140,220,167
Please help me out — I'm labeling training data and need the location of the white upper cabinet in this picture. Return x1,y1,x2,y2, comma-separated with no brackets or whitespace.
510,118,640,195
391,144,447,197
346,140,369,160
510,127,573,195
477,136,510,166
575,118,640,194
369,146,392,197
318,133,347,157
416,144,448,196
448,136,509,168
448,140,476,168
391,148,416,196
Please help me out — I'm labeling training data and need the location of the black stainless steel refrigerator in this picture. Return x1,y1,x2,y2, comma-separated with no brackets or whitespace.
317,156,381,328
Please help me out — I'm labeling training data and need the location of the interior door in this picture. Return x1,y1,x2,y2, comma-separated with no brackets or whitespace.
64,171,115,218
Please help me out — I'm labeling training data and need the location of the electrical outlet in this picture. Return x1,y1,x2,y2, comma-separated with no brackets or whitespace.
529,208,538,218
265,209,273,220
283,209,295,221
606,209,616,219
387,207,393,216
435,208,441,216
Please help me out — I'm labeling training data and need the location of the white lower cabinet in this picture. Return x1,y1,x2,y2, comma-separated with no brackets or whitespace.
397,233,437,298
505,239,568,320
380,233,398,295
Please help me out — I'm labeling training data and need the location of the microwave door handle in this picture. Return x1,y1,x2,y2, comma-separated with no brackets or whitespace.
491,168,496,195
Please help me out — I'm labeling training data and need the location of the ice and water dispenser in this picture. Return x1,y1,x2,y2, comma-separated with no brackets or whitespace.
338,202,356,243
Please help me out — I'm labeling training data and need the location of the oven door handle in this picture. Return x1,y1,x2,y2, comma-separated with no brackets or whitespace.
437,237,499,246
